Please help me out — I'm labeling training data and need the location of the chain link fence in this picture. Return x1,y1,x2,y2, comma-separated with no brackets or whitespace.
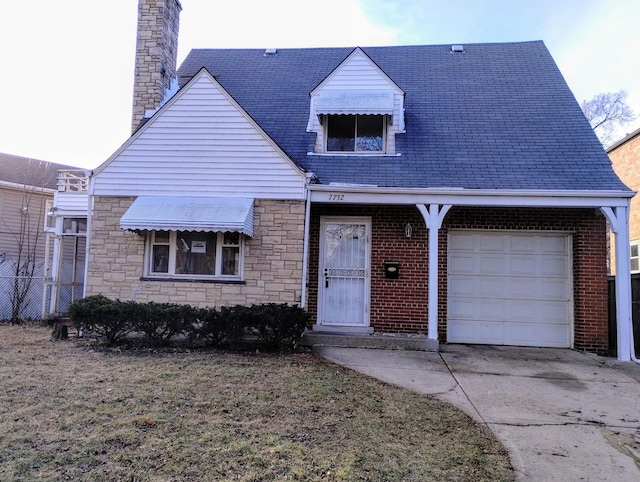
0,259,46,321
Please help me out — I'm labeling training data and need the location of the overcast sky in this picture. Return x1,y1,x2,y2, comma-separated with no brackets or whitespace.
1,0,638,169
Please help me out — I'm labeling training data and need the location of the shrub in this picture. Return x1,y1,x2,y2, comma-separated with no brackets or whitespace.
135,302,195,346
192,305,245,348
68,295,133,345
68,297,309,351
240,303,309,350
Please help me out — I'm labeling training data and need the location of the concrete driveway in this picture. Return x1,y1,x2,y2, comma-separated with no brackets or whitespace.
314,344,640,481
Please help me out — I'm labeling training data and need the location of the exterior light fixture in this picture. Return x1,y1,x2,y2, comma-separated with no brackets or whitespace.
404,222,413,238
47,206,59,216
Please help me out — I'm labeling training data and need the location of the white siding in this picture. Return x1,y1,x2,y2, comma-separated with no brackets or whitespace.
307,49,405,153
54,191,88,216
93,71,307,199
320,50,399,91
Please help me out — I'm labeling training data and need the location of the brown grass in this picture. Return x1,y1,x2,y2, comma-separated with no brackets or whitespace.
0,324,514,481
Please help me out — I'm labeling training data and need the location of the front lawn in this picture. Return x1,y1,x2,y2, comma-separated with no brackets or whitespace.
0,324,513,481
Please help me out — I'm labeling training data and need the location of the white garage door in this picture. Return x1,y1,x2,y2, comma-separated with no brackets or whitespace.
448,231,572,348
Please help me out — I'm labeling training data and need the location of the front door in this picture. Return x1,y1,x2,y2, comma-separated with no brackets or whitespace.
318,217,371,329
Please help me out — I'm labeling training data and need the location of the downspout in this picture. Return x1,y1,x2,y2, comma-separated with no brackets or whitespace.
82,173,94,298
300,174,314,309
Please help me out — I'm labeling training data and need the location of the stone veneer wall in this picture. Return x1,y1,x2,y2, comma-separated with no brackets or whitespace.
131,0,182,133
86,196,305,307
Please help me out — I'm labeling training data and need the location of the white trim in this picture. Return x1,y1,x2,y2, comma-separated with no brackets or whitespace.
602,204,634,361
417,204,452,341
630,240,640,274
309,185,633,207
0,179,55,193
144,230,244,281
317,216,372,329
300,192,312,309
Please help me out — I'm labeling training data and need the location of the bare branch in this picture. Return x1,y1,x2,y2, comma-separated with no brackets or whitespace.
581,90,636,145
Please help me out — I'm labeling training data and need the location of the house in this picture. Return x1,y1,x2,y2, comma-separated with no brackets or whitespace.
0,152,81,320
75,0,636,360
608,127,640,274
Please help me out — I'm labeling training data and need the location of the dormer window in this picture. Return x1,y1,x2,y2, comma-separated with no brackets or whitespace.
326,114,385,153
306,48,406,156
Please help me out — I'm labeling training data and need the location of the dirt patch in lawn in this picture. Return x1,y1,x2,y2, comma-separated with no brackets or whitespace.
0,324,514,481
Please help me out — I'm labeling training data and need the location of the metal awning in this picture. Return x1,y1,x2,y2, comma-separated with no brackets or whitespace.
315,91,394,116
120,196,254,236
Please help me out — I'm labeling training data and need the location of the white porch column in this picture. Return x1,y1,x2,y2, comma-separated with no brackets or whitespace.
601,205,632,361
417,204,452,341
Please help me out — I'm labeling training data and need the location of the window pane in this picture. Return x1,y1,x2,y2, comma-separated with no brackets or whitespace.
154,231,170,244
356,115,383,151
152,245,169,273
631,244,639,257
631,258,639,272
224,232,240,245
327,115,355,151
176,231,217,276
63,217,87,234
222,247,240,275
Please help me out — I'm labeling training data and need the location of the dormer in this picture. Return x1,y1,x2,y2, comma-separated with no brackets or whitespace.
307,48,405,155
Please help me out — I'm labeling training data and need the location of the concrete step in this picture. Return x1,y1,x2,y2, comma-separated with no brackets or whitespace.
301,331,439,351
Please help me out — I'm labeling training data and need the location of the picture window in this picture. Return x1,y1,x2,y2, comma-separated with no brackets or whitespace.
148,230,242,279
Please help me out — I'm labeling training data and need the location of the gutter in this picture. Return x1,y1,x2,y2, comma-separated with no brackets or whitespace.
82,175,94,298
307,184,635,199
0,180,56,193
300,174,314,309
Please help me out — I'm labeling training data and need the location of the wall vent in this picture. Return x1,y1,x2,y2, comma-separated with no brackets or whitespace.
451,44,464,53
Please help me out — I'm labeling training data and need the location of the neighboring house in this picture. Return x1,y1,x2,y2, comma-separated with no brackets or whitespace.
76,0,636,360
607,127,640,274
0,152,79,320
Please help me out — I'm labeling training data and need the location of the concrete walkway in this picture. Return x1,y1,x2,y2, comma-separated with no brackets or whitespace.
314,344,640,481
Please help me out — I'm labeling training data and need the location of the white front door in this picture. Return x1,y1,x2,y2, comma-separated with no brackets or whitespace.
318,217,371,330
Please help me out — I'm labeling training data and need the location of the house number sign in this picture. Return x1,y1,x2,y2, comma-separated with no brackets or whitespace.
328,194,345,201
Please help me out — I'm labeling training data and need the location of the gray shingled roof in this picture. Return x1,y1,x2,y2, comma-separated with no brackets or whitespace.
0,153,79,190
177,41,629,191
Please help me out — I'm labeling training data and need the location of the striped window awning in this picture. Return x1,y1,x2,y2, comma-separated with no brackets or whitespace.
120,196,254,237
315,91,395,116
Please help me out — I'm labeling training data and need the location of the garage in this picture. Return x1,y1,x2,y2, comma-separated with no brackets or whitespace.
447,230,572,347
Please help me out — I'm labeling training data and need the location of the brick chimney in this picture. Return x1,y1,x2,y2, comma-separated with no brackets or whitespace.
131,0,182,133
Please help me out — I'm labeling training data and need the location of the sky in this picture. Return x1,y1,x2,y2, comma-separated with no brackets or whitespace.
1,0,639,169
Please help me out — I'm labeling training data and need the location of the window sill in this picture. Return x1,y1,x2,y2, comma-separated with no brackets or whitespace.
140,277,245,284
307,152,401,157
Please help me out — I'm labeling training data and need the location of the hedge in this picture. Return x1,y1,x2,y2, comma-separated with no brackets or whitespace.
67,295,309,350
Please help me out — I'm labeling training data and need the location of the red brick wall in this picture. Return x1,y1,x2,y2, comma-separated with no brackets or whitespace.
308,204,609,354
308,204,428,333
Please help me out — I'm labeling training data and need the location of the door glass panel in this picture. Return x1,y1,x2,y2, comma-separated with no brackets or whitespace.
322,222,367,326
